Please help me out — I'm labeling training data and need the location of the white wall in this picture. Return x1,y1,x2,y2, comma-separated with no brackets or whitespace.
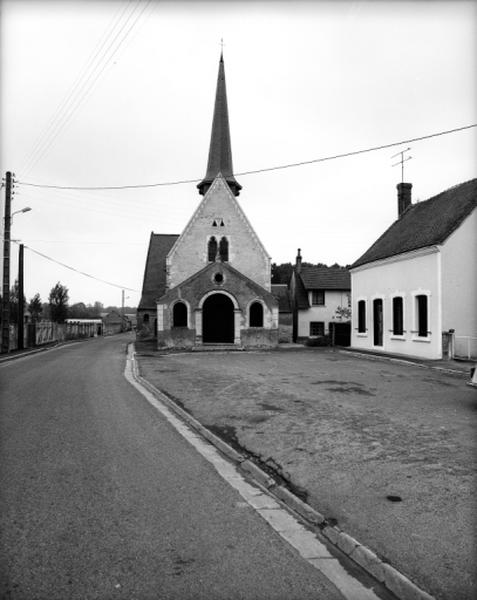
440,209,477,349
298,290,350,337
351,249,442,359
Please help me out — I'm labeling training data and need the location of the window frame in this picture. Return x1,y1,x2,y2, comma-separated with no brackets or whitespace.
357,299,366,334
311,290,325,306
249,301,264,328
208,236,218,262
172,301,188,328
219,236,229,262
415,294,429,338
309,321,325,337
392,296,404,336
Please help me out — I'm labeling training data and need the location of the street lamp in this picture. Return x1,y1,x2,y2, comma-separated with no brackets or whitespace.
12,207,32,218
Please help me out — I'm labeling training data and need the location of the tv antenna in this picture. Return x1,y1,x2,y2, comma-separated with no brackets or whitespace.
391,147,412,183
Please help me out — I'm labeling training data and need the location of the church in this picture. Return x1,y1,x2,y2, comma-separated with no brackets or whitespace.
137,53,279,349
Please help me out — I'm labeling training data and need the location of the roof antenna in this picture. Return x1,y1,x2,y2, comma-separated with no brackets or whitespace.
391,147,412,183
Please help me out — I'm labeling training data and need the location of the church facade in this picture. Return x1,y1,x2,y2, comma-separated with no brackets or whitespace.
137,54,279,349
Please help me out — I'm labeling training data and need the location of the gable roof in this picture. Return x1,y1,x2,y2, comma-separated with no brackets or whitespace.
138,233,179,310
299,266,351,290
352,178,477,269
271,284,292,312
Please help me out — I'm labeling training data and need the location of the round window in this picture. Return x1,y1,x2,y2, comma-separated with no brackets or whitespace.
213,272,224,284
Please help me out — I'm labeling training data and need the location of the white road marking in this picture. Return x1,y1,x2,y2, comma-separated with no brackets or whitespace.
124,350,381,600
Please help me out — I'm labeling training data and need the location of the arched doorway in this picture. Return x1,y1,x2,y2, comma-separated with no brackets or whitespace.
202,293,234,343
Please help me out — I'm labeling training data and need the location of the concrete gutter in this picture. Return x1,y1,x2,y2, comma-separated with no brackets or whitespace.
130,343,435,600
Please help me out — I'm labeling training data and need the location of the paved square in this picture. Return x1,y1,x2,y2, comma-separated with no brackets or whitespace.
136,346,476,600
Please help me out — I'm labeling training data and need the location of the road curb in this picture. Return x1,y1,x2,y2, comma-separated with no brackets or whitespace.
0,343,60,363
130,344,436,600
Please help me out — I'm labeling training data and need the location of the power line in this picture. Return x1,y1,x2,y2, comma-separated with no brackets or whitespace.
19,0,133,175
21,0,151,177
17,123,477,191
11,240,139,292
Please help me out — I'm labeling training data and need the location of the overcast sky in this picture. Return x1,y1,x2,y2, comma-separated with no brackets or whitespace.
1,0,476,307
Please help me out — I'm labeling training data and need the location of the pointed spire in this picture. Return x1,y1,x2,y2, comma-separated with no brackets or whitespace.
197,52,242,197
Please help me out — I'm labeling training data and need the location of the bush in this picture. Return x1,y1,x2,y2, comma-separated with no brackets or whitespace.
305,335,330,347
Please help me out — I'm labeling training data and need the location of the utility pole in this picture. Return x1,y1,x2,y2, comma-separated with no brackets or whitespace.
121,289,125,332
1,171,12,353
18,243,24,350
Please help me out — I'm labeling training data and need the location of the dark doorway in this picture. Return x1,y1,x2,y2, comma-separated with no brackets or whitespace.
373,298,383,346
202,293,234,343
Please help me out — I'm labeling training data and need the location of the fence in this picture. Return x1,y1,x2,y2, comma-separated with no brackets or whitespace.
6,320,102,352
454,335,477,360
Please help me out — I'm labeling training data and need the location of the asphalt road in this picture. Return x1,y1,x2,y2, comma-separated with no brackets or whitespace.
0,335,353,600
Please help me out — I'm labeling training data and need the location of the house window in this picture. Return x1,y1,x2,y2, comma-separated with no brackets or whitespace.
172,302,187,327
310,321,325,336
416,295,428,337
311,290,325,305
208,236,218,262
143,313,150,324
357,300,366,333
219,236,229,261
392,297,404,335
249,302,264,327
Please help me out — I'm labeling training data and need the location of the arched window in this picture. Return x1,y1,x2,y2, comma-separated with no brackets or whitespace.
208,236,217,262
172,302,188,327
219,236,229,262
249,302,263,327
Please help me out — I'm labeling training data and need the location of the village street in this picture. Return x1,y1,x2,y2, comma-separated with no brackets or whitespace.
135,341,476,600
0,334,392,600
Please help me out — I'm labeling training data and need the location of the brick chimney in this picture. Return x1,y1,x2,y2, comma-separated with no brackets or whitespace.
397,182,412,217
295,248,302,274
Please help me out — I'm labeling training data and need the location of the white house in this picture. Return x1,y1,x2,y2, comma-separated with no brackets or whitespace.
290,251,351,343
350,179,477,360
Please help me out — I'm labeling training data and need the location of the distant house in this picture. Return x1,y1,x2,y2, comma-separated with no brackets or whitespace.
350,179,477,359
271,284,293,343
290,251,351,343
102,311,132,335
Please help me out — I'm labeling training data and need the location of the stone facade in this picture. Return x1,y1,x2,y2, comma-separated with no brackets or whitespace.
167,177,271,291
156,185,279,349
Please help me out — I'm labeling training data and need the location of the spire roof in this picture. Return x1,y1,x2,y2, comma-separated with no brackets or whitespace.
197,52,242,197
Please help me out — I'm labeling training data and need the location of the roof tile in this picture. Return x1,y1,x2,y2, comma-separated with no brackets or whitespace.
138,233,179,310
352,179,477,268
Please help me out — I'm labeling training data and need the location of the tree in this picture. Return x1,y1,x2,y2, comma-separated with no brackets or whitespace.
335,304,351,321
271,262,293,284
9,280,25,324
68,302,88,319
28,293,43,322
93,301,104,316
49,282,69,323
